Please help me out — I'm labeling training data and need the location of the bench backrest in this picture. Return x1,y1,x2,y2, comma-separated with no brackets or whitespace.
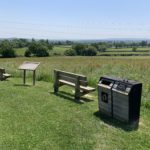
54,69,88,86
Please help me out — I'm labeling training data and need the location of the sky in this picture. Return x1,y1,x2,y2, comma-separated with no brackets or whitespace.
0,0,150,40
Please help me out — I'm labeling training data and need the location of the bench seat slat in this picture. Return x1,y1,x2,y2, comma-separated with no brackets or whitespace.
0,68,11,81
59,80,95,92
3,73,11,77
80,85,96,92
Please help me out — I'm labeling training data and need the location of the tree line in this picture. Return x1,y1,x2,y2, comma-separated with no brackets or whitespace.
0,38,150,57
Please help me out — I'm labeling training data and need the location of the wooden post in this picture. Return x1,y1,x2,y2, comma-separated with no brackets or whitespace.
33,70,36,86
23,70,26,85
54,70,59,93
75,76,80,100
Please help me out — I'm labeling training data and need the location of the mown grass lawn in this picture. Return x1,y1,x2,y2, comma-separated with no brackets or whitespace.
0,77,150,150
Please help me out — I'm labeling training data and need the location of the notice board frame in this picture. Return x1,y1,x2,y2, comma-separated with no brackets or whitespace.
18,61,40,85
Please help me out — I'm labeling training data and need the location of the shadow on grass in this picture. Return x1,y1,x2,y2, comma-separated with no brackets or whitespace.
14,84,32,87
0,79,10,82
50,91,94,104
94,111,139,132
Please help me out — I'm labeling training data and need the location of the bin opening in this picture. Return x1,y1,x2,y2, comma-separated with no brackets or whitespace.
101,80,112,86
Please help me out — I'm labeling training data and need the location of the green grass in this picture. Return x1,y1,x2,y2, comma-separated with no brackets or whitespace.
108,47,150,51
0,78,150,150
0,56,150,149
98,51,150,56
51,45,71,55
99,47,150,56
14,48,27,56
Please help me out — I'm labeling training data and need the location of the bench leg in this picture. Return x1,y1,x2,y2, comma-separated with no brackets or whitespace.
75,95,80,100
54,85,59,93
75,89,80,100
75,76,81,100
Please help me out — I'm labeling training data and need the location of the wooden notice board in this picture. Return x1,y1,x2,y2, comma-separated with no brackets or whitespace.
18,61,40,85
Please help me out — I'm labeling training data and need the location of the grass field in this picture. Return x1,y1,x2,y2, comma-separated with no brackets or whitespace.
99,47,150,56
52,45,71,55
0,56,150,150
108,47,150,51
14,48,27,56
14,46,71,56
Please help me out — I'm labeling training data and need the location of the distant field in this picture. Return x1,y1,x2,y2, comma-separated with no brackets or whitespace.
108,47,150,51
0,56,150,149
14,46,150,57
0,56,150,87
100,47,150,56
98,51,150,56
50,45,71,55
14,46,71,56
14,47,27,56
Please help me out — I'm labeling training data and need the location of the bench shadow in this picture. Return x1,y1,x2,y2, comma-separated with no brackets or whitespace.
94,111,139,132
14,84,32,87
0,79,11,82
50,91,94,104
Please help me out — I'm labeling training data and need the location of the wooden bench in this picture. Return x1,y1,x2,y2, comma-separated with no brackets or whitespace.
53,69,95,100
0,68,11,81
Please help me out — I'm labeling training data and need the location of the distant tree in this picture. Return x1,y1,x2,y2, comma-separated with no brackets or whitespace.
91,43,99,50
132,47,137,52
1,49,16,58
24,49,31,57
28,42,38,54
36,45,49,57
65,40,73,45
64,49,76,56
98,45,107,52
32,38,35,42
82,46,97,56
140,41,147,47
73,44,86,55
28,42,49,57
14,38,29,48
57,41,63,45
0,40,16,58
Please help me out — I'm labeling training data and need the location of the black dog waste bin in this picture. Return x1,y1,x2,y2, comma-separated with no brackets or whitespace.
98,76,142,126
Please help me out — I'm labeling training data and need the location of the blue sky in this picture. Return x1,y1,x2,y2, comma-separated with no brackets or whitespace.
0,0,150,39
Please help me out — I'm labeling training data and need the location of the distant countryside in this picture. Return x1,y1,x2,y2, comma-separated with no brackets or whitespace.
0,39,150,57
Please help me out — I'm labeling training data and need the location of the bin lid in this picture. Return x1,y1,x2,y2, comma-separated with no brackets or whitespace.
99,76,142,92
112,79,142,93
